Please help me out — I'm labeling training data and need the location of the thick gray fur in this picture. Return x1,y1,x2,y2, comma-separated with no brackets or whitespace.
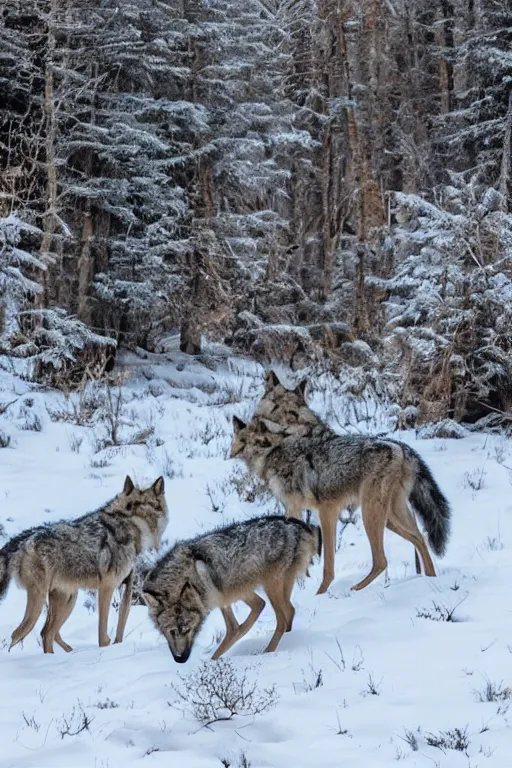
0,475,168,652
236,424,450,557
143,515,321,663
230,371,451,593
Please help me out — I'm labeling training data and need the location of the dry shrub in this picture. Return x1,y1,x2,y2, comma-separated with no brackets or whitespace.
170,659,278,725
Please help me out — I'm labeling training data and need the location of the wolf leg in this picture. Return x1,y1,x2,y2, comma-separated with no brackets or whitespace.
211,607,240,660
316,504,339,594
39,597,55,652
387,499,436,577
262,579,289,653
388,503,426,574
42,590,77,653
212,593,265,660
232,593,265,643
98,584,115,647
10,588,46,649
55,631,74,653
51,591,77,652
404,505,422,573
406,505,431,575
114,570,134,644
351,487,388,591
40,591,76,652
282,570,296,631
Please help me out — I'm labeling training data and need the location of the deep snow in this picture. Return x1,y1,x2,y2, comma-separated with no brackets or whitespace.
0,347,511,768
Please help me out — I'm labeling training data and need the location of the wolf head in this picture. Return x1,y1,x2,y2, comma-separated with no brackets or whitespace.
230,416,279,464
111,476,169,550
253,370,317,431
143,566,208,663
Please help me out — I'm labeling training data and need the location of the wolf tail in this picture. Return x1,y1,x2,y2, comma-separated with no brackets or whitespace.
0,546,12,603
304,524,322,578
408,451,451,557
0,529,33,603
315,524,323,558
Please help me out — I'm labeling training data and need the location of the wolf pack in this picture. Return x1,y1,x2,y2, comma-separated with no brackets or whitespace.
0,371,451,664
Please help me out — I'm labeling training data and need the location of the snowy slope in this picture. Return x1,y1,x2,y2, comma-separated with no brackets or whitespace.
0,348,511,768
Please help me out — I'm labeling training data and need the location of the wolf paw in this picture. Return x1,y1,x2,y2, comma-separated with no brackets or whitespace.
61,642,73,653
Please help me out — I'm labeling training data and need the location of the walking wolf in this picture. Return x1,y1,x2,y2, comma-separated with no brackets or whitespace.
230,371,450,594
143,515,321,662
0,476,168,653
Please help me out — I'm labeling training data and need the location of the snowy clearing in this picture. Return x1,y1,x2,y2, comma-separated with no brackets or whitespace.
1,349,511,768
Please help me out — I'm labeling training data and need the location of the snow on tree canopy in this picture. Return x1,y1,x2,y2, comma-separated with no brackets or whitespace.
0,214,44,338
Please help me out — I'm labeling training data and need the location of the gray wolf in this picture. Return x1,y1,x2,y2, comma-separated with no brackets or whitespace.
0,476,168,653
230,370,450,594
142,515,321,663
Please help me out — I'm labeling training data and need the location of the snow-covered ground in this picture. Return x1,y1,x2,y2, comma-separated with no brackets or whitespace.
1,347,511,768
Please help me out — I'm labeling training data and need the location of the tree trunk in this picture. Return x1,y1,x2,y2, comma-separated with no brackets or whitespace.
180,317,202,355
439,1,454,114
77,62,98,324
499,92,512,205
77,207,93,323
39,0,58,307
180,249,202,355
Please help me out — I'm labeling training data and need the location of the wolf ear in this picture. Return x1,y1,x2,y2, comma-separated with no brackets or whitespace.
232,415,246,433
152,476,165,496
142,590,160,610
123,475,135,496
264,370,280,391
295,379,308,399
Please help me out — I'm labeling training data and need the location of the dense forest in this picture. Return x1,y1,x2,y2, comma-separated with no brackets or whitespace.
1,0,511,424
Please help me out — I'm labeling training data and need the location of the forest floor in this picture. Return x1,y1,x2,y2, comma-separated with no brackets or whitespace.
1,342,511,768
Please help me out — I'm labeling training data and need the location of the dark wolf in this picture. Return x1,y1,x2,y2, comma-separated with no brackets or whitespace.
143,515,321,663
0,476,168,653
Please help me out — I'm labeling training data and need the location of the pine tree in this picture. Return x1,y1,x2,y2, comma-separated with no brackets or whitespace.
370,174,512,421
0,214,45,339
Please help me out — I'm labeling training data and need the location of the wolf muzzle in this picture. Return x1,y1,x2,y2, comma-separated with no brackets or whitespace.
169,644,191,664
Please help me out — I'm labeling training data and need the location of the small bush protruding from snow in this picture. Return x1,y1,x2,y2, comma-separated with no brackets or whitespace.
170,659,278,725
56,701,93,739
362,673,382,697
0,430,11,448
401,728,420,752
475,679,512,703
483,535,504,552
463,467,486,491
425,726,470,753
294,656,324,694
416,597,467,622
159,451,182,479
68,433,83,453
220,752,252,768
94,699,119,710
18,410,43,432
